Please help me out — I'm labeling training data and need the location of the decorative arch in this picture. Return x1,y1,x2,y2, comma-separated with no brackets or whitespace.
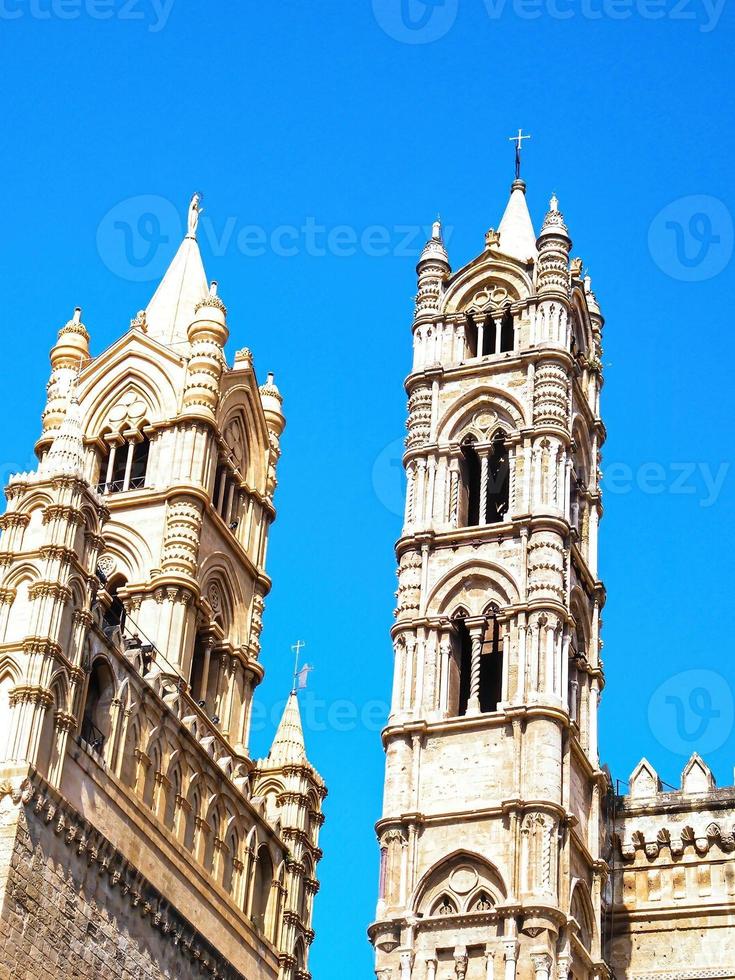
442,256,534,316
570,879,596,951
412,850,508,918
438,386,526,444
427,561,519,618
99,521,153,584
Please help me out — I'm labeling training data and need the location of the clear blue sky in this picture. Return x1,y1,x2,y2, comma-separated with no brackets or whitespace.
2,2,734,975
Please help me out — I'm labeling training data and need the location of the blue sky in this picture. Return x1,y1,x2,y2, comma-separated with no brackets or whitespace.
1,1,734,975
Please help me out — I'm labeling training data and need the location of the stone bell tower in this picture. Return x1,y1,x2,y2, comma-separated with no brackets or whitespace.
369,168,607,980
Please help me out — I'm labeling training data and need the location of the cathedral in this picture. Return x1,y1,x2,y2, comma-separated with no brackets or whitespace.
368,170,735,980
0,172,734,980
0,195,325,980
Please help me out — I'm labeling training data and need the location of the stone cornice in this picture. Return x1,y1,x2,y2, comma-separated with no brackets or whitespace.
0,771,251,980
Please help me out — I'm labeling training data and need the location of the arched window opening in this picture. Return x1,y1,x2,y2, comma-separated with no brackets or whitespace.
461,438,481,527
454,607,503,717
252,846,274,934
213,461,242,532
190,633,214,709
81,658,115,753
481,315,497,357
99,433,150,494
464,314,478,359
479,608,503,714
0,670,15,762
102,577,127,636
500,309,515,352
487,431,510,524
455,614,472,718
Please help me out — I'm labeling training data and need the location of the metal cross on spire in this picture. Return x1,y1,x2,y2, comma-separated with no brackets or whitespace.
508,128,532,180
291,640,313,693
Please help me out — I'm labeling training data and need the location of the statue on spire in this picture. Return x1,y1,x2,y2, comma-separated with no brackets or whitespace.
187,193,202,238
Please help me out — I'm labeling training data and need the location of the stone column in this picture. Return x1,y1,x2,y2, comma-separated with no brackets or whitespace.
480,450,490,524
449,460,460,527
503,940,518,980
467,624,484,715
426,958,438,980
484,947,496,980
531,954,552,980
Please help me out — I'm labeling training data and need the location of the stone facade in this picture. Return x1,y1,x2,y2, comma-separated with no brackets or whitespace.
608,756,735,978
0,195,325,980
370,177,735,980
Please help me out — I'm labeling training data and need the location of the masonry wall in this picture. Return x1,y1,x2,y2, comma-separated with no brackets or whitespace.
0,789,249,980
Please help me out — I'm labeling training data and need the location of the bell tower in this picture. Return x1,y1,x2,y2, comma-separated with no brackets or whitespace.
370,172,607,980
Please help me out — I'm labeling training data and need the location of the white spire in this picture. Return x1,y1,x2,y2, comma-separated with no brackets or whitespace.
418,217,450,267
497,179,538,262
145,194,209,347
40,397,86,479
267,691,307,766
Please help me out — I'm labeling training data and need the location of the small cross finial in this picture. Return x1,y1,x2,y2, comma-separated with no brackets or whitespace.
508,128,531,180
291,640,306,693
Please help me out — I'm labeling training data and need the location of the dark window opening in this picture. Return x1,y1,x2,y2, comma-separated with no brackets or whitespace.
500,310,515,352
479,611,503,713
487,432,510,524
461,439,481,527
102,579,126,635
481,315,497,356
99,434,150,494
456,616,472,717
81,659,115,752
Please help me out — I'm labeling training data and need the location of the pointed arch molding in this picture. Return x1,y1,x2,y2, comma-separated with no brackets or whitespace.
79,334,184,434
427,559,520,618
437,385,527,444
442,255,535,315
411,849,508,917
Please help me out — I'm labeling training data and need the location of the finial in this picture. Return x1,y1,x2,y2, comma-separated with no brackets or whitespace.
72,307,82,324
209,281,218,297
187,192,202,239
431,218,443,242
550,193,559,211
508,128,531,180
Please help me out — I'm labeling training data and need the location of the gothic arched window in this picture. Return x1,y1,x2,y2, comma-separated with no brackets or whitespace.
81,658,115,753
99,433,150,494
453,606,503,717
461,438,481,527
487,431,510,524
252,846,274,934
500,309,515,352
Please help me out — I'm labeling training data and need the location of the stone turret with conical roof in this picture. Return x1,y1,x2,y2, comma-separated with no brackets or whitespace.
415,218,451,322
254,690,326,980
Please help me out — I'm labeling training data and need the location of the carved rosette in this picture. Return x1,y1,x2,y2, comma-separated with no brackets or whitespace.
405,385,432,449
160,498,202,577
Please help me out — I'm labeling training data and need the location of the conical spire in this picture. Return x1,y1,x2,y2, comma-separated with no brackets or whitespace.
268,691,307,765
145,194,209,347
497,179,538,262
40,396,87,479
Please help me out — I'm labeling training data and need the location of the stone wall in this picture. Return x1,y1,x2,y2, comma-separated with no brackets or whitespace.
0,784,249,980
